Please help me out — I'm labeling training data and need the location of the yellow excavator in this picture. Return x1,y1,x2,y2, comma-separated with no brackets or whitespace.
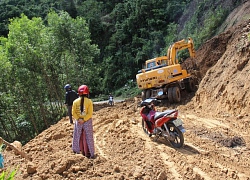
136,37,196,102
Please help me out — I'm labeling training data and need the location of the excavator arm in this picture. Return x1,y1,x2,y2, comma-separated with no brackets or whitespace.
167,37,195,65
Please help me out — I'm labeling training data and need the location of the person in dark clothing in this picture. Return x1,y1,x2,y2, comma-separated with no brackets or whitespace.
64,84,78,124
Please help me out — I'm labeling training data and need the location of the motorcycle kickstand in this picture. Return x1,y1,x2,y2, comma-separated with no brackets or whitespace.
153,135,160,142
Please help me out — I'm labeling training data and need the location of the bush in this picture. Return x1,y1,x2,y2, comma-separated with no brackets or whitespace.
0,168,17,180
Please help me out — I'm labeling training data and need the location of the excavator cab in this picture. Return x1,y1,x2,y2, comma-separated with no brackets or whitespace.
145,56,168,69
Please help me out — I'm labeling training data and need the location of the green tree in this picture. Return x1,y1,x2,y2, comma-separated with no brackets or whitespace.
47,11,100,92
1,11,99,143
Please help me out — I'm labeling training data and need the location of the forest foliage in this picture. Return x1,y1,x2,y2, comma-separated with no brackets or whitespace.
0,0,244,143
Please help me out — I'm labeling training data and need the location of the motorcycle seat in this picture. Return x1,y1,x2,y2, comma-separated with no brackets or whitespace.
154,109,176,120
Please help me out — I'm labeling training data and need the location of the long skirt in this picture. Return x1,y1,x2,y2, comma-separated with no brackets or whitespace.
72,119,95,157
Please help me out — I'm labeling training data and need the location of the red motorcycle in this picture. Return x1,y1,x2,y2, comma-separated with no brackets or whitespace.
140,98,185,148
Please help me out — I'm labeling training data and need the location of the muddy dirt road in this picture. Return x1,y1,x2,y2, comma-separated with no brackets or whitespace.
2,98,250,180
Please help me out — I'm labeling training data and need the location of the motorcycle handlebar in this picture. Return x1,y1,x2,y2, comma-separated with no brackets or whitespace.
140,98,161,107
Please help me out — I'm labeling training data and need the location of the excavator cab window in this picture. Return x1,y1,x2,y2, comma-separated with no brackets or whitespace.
161,60,167,65
147,62,156,68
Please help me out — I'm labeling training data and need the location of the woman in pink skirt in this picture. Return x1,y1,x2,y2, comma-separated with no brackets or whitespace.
72,85,95,158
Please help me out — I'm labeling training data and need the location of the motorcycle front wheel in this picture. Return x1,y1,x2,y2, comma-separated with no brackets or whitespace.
166,123,184,148
142,119,151,135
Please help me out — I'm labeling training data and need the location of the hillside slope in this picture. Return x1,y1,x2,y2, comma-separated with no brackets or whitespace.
1,2,250,180
190,5,250,117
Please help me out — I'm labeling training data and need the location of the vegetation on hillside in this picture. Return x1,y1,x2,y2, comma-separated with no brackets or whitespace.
0,0,245,143
0,12,98,143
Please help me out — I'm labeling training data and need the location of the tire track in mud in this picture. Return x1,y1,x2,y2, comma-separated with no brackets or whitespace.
182,113,250,179
93,109,119,160
132,112,216,179
93,102,250,179
93,118,111,159
95,104,159,179
94,104,173,179
184,114,230,129
130,118,190,179
132,111,250,180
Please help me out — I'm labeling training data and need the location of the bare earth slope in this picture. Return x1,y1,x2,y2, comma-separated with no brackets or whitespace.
191,19,250,117
1,2,250,180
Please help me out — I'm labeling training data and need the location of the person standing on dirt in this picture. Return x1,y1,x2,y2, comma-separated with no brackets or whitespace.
72,85,95,158
64,84,78,124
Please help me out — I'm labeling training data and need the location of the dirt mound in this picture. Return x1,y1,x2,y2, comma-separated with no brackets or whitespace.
183,1,250,80
191,18,250,117
1,2,250,180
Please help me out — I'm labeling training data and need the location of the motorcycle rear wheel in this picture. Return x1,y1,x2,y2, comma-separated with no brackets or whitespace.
166,123,184,148
142,119,150,135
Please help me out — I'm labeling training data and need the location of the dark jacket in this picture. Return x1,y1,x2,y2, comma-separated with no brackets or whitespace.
65,90,78,106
